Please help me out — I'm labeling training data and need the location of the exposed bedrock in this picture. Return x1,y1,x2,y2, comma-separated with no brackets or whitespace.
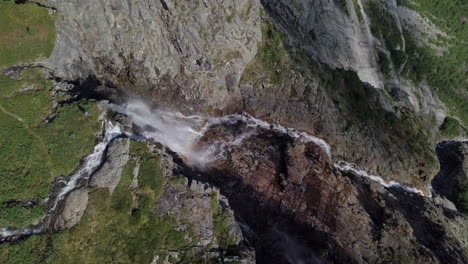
191,121,468,263
35,0,262,112
26,0,451,190
432,141,468,213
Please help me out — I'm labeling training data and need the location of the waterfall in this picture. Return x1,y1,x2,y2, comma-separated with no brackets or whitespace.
334,160,429,197
114,99,429,197
111,99,331,167
0,121,124,242
48,121,124,213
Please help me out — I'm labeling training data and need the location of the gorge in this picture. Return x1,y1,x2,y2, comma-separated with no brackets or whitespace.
0,0,467,263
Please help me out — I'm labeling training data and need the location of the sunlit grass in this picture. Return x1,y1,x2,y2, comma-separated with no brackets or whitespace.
0,0,56,68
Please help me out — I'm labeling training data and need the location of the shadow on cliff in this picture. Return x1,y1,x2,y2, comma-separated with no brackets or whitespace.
168,150,352,264
347,171,466,263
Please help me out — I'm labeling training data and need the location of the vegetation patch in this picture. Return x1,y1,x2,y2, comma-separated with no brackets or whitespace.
0,0,56,68
35,101,101,177
323,68,437,167
353,0,364,22
0,69,100,229
397,0,467,127
439,116,464,138
365,0,404,51
0,203,44,228
240,18,291,88
0,140,208,264
457,186,468,213
211,192,237,249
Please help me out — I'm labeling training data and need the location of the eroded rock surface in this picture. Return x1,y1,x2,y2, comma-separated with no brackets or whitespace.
432,141,468,212
192,120,468,263
37,0,261,111
23,0,454,191
54,188,89,230
90,138,130,193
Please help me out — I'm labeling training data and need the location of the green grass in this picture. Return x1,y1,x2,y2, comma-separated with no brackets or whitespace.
0,203,44,228
0,0,56,68
0,69,101,202
0,109,52,202
0,69,53,124
364,0,467,136
370,0,468,128
0,140,208,264
35,101,102,176
439,116,464,138
211,192,237,249
401,29,468,127
240,18,290,87
0,69,101,230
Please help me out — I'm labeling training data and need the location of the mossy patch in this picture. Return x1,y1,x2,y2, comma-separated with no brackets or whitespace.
439,116,464,138
457,186,468,213
0,140,208,264
396,0,468,128
0,0,56,68
323,68,437,167
211,192,237,249
35,101,101,177
240,18,291,87
0,203,44,228
0,69,101,227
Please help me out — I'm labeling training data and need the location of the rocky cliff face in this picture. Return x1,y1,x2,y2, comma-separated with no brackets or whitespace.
432,141,468,213
29,0,462,190
3,0,467,263
36,0,262,111
188,114,468,263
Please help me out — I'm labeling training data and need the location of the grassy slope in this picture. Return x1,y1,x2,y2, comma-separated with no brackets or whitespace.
399,0,467,127
0,141,208,264
211,192,238,249
240,18,291,88
0,2,100,227
0,0,56,68
397,0,468,210
0,70,101,203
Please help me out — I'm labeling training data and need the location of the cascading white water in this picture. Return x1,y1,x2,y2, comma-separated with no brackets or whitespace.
111,99,332,167
113,99,430,197
0,99,434,242
334,160,429,197
0,121,124,242
110,101,206,158
48,121,124,213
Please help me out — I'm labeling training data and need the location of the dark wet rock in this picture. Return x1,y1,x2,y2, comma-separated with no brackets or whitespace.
193,122,468,263
432,141,468,213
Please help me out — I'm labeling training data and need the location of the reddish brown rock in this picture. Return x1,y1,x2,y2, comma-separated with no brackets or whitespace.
192,122,468,264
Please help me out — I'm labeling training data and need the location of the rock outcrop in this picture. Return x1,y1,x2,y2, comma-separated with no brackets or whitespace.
25,0,452,190
37,0,262,112
191,118,468,263
432,141,468,213
6,0,466,263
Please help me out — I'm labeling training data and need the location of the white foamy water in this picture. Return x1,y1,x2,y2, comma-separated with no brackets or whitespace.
206,113,332,158
0,121,123,242
113,99,432,198
112,99,332,166
0,227,42,241
110,100,206,158
334,161,428,197
48,121,124,213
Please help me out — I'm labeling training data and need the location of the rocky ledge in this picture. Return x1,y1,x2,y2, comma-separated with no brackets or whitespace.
187,117,468,263
432,141,468,213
